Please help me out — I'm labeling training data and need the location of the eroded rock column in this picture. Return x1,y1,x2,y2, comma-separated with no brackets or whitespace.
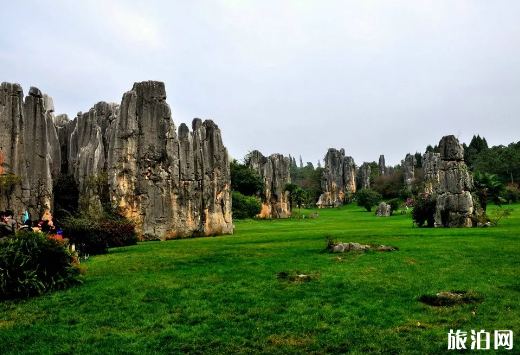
249,150,291,218
434,135,474,228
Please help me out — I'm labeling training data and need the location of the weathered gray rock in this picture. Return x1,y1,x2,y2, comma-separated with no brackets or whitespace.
378,155,385,176
0,83,62,220
68,102,119,198
107,82,232,238
332,243,345,253
375,202,391,217
434,135,474,228
22,87,61,219
318,149,356,207
439,135,464,161
422,151,441,194
344,242,370,251
360,162,371,190
0,82,29,220
401,153,416,188
331,242,398,253
343,156,356,195
0,81,233,239
249,150,291,218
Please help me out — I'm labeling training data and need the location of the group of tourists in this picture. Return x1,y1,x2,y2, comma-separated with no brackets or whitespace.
0,210,58,245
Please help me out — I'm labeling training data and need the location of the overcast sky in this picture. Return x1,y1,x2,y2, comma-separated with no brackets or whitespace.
1,0,519,167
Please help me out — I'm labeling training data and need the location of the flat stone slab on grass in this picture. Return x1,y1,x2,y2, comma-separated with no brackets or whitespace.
332,242,398,253
419,290,484,307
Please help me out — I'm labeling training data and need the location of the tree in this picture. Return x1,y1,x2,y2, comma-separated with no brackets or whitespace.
372,171,405,199
231,191,262,219
414,152,423,169
464,135,489,168
356,189,382,212
426,144,440,153
411,194,437,227
473,172,504,212
230,160,264,197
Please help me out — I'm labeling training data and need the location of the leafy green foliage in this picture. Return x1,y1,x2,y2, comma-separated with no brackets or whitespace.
230,160,264,197
61,214,138,256
472,141,520,184
0,231,81,300
503,183,519,204
289,160,324,205
1,203,520,353
387,198,400,214
372,172,405,198
473,171,504,211
411,194,437,227
356,189,382,212
463,134,489,168
231,191,262,219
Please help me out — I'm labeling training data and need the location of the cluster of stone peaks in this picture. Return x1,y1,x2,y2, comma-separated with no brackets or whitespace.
0,81,233,239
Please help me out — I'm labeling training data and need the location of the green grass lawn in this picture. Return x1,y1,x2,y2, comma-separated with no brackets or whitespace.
1,204,519,354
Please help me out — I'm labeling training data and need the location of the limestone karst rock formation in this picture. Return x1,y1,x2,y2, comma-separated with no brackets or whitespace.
422,151,441,194
375,202,391,217
318,148,356,207
359,162,371,190
0,81,233,239
401,153,416,188
0,83,61,220
434,135,474,228
248,150,291,218
378,155,385,176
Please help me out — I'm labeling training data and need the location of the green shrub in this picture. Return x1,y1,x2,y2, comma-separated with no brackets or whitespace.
62,215,138,256
387,198,400,214
503,183,519,204
398,189,412,201
232,191,262,219
0,231,81,300
411,194,437,227
356,189,382,212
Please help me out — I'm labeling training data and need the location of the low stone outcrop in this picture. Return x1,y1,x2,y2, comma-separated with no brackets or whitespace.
331,242,398,253
375,202,391,217
318,149,356,207
434,135,474,228
248,150,291,218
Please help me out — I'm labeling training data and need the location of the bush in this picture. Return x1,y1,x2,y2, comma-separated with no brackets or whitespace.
356,189,382,212
232,191,262,219
0,231,81,300
372,172,405,199
411,194,437,227
398,189,413,201
230,160,264,197
503,183,519,204
387,198,400,214
62,215,138,256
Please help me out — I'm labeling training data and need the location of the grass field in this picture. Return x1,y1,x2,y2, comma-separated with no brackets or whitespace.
1,203,519,354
